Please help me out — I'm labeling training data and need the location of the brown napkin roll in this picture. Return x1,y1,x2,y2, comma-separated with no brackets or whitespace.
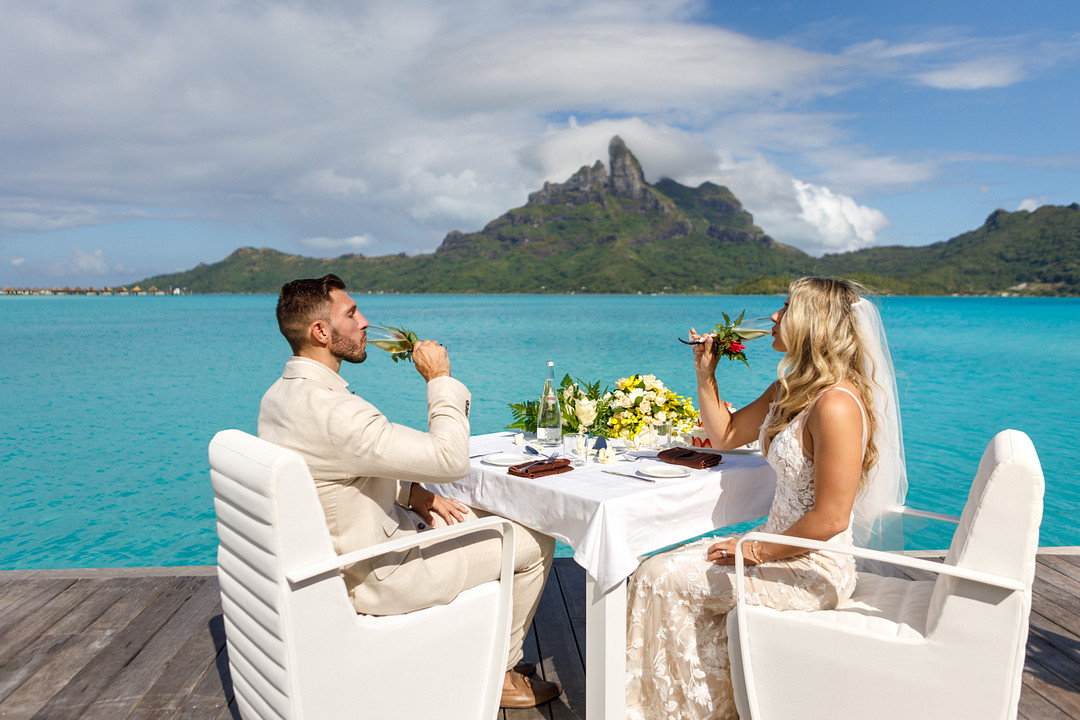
657,447,723,469
508,458,574,479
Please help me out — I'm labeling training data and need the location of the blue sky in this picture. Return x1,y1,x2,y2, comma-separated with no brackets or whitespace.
2,0,1078,288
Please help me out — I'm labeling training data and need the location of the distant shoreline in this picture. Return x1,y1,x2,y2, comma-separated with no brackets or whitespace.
5,289,1078,299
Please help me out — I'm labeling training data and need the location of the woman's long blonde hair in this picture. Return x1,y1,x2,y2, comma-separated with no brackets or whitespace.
764,276,878,488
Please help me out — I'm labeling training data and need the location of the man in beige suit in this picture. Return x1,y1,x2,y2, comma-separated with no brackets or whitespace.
258,274,559,709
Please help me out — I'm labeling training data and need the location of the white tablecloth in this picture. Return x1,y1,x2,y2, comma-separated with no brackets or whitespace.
433,432,778,594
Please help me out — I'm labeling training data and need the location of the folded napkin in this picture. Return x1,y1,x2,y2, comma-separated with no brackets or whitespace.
657,447,723,469
508,458,573,479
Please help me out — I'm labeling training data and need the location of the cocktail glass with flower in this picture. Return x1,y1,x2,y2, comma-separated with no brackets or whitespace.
365,325,416,360
731,316,774,341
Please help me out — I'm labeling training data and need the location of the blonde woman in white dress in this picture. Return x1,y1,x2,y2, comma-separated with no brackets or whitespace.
626,276,907,720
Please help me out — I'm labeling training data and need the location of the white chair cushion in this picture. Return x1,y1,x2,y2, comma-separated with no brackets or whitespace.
787,573,935,640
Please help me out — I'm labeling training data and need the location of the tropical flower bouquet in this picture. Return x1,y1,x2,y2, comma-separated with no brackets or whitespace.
507,373,698,443
607,374,698,443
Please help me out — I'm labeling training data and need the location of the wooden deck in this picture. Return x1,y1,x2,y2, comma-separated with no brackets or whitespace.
1,552,1079,719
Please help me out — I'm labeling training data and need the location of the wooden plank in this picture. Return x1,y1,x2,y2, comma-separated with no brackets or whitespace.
0,579,110,662
553,560,587,664
1030,568,1080,639
0,578,45,616
1019,670,1076,720
125,582,228,719
1025,616,1080,692
174,613,236,720
1037,556,1080,595
0,580,76,639
0,578,163,718
1047,553,1080,572
0,579,136,704
532,562,586,720
1021,634,1080,718
27,576,205,719
80,578,222,720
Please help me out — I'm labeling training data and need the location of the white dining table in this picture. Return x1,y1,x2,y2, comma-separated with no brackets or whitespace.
430,431,777,720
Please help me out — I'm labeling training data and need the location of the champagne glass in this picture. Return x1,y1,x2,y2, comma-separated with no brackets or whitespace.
732,317,774,341
365,325,415,355
678,316,774,345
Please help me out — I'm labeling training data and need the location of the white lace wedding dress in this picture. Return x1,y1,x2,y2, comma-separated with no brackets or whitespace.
626,389,863,720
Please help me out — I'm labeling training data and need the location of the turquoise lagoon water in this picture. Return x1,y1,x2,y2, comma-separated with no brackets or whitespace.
1,293,1078,569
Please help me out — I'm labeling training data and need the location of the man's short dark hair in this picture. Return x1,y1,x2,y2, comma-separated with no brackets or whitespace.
276,274,347,353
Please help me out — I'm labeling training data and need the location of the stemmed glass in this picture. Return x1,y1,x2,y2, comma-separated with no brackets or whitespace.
677,316,774,345
731,316,774,341
365,325,414,355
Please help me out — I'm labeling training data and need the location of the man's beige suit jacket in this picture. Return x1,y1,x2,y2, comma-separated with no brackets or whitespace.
258,356,473,615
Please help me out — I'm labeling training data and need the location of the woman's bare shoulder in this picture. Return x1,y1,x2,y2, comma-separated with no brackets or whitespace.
810,383,863,423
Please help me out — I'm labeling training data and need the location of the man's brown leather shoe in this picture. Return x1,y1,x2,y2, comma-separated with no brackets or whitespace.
499,670,562,708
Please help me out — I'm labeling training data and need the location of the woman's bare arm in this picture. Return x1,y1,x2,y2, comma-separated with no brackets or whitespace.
692,329,776,450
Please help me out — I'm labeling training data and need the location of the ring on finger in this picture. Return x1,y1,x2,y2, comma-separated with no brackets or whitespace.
720,549,728,558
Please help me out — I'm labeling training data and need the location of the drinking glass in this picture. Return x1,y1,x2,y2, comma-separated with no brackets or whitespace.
655,422,672,449
365,325,414,355
563,433,586,466
732,317,774,341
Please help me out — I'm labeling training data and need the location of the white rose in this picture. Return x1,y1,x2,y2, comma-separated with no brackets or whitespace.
655,410,668,423
619,395,634,408
644,390,657,402
639,400,652,414
575,398,598,428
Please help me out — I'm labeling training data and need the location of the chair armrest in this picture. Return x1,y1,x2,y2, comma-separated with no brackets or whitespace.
286,516,516,585
896,505,961,524
733,531,1024,595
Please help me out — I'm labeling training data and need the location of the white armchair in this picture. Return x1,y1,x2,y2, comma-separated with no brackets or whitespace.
728,429,1044,720
209,429,515,720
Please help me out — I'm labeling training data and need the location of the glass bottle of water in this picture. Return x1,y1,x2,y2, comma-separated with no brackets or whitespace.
536,361,563,447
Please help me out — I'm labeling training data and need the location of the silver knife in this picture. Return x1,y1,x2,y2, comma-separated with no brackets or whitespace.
601,469,655,483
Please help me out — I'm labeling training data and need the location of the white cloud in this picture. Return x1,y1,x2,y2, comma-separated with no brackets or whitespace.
300,235,375,251
418,22,844,115
792,180,889,254
914,58,1026,89
11,256,25,266
845,39,960,61
70,246,111,274
1018,197,1044,212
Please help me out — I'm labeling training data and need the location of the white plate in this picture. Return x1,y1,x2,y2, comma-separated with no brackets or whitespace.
638,463,692,479
480,452,532,467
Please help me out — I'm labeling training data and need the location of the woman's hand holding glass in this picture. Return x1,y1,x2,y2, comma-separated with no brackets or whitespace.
689,327,720,376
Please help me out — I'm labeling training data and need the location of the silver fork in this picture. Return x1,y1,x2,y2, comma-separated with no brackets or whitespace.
518,450,559,471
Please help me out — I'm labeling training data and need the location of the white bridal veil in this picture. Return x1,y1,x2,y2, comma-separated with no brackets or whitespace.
851,298,908,550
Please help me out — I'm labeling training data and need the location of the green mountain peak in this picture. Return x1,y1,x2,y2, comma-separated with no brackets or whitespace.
134,138,1079,296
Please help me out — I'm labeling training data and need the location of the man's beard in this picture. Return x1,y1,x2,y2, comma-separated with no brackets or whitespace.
330,326,367,364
